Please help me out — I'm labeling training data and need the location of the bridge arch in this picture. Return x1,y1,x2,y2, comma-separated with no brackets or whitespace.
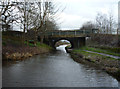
43,37,86,49
53,38,74,48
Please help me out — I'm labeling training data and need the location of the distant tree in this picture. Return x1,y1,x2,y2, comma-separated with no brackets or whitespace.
95,13,108,34
45,19,59,32
108,12,117,34
80,21,95,33
86,12,118,47
95,12,116,34
81,21,95,30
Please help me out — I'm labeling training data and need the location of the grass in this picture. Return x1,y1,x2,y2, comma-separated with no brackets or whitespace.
89,45,120,53
73,47,120,60
2,35,23,46
36,42,52,49
76,46,120,57
24,41,35,47
3,34,52,50
24,41,52,50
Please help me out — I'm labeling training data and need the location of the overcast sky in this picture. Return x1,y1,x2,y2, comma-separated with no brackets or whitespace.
55,0,119,30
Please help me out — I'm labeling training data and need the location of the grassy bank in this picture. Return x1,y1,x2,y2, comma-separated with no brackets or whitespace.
2,34,53,61
74,46,120,58
70,46,120,81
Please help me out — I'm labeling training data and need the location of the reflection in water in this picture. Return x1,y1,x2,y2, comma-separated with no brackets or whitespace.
56,45,68,53
3,45,119,87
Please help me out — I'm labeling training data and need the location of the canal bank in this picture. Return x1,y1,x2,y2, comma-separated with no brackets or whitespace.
2,45,119,87
69,48,120,81
2,43,53,61
2,33,54,61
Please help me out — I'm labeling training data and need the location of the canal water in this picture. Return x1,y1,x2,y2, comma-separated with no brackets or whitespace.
2,45,119,87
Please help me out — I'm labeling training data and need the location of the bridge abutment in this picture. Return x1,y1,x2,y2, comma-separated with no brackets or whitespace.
72,37,85,48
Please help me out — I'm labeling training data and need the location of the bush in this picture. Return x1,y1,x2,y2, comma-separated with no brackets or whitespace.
87,34,120,47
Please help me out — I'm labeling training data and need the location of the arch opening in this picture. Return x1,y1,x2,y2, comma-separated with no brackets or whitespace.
54,39,73,49
55,40,71,48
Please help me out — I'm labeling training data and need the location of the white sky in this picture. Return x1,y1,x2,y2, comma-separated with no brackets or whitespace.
55,0,119,30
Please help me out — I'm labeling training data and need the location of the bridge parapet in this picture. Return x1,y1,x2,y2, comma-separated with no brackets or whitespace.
50,34,90,38
40,29,98,37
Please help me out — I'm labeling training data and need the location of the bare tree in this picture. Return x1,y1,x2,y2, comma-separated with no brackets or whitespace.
95,13,109,34
16,1,37,43
108,12,117,34
32,1,59,43
95,12,116,34
1,0,60,43
0,0,19,31
86,12,118,47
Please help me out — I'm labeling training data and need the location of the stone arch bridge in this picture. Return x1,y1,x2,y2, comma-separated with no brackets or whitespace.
44,37,85,48
38,29,98,48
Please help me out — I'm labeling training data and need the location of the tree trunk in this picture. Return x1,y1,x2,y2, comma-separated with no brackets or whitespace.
22,24,26,45
34,31,38,46
40,36,44,43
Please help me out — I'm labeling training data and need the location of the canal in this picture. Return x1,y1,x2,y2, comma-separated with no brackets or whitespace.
2,45,120,87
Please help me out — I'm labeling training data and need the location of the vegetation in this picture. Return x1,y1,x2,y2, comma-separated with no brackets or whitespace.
2,32,53,61
0,0,60,44
73,46,120,60
66,44,71,48
74,49,119,60
80,12,117,34
73,11,120,80
89,45,120,53
71,47,120,81
3,33,52,48
55,40,71,47
24,41,52,49
86,34,120,47
80,11,120,47
1,0,63,61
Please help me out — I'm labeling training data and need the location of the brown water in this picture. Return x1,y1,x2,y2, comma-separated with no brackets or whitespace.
2,45,119,87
